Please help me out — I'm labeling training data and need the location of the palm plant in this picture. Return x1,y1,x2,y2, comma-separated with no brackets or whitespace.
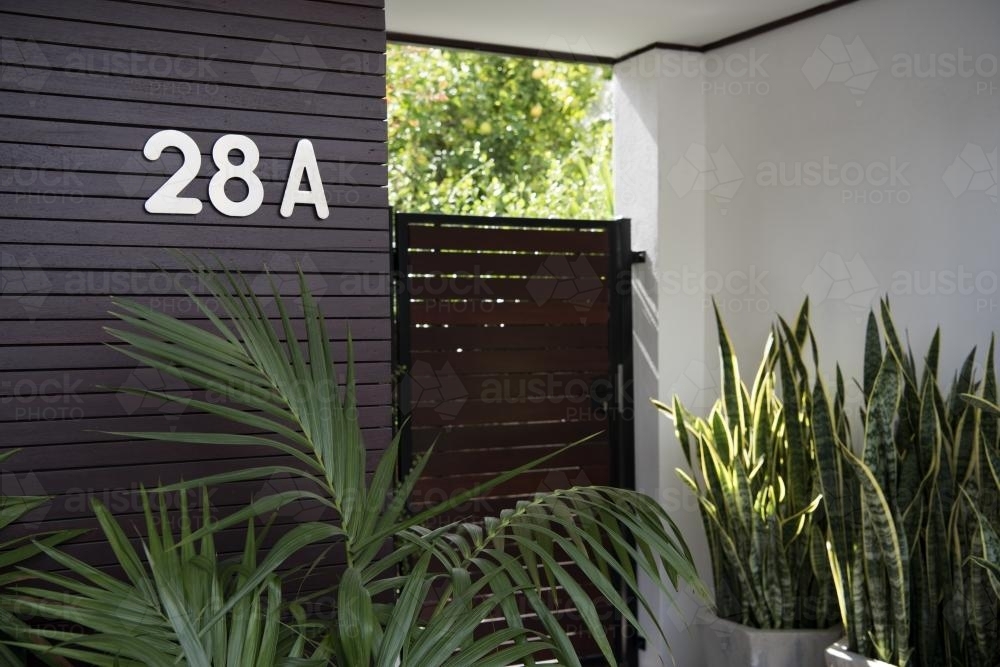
12,260,704,666
654,300,840,630
9,488,330,666
0,449,81,667
814,300,1000,667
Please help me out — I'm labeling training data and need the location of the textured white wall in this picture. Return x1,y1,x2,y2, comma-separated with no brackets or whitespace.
615,0,999,663
614,48,713,667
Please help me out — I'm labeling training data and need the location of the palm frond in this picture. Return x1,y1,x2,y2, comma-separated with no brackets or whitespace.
11,257,707,666
0,449,82,666
8,488,328,666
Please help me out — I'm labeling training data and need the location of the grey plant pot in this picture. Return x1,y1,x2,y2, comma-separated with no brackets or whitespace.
824,640,897,667
695,612,841,667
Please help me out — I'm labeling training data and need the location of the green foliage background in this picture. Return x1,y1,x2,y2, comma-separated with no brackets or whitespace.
388,44,614,219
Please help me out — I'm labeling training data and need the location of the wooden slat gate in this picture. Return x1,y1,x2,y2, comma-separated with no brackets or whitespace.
394,212,637,664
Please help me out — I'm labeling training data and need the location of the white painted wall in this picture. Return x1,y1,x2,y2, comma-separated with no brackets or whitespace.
615,48,714,667
615,0,999,663
705,0,999,402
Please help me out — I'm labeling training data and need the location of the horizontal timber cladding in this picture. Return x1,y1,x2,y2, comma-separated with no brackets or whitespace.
396,213,627,662
0,0,389,585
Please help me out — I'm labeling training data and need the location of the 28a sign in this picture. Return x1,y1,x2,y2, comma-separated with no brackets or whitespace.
142,130,330,219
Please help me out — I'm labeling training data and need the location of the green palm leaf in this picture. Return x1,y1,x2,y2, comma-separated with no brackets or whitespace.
9,488,328,665
12,258,704,666
0,449,82,666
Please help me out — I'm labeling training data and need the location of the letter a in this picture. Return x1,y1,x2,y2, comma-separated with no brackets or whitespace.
281,139,330,219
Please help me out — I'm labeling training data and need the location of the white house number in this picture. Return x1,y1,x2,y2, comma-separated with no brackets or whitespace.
142,130,329,219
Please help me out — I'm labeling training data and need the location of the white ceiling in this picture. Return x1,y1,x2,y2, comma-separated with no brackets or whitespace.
386,0,844,60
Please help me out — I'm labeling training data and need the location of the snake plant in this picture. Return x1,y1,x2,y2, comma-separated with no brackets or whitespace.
815,300,1000,667
654,300,840,630
10,260,705,666
963,395,1000,609
658,297,1000,666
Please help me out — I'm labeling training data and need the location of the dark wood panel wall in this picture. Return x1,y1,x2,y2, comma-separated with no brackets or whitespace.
0,0,389,580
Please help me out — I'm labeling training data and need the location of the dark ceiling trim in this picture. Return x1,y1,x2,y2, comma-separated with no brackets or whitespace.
388,0,862,65
387,32,617,65
615,41,702,63
699,0,861,52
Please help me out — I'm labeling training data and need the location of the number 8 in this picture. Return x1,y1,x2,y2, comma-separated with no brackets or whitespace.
209,134,264,217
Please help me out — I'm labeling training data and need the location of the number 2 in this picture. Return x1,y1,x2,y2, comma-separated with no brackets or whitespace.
143,130,203,215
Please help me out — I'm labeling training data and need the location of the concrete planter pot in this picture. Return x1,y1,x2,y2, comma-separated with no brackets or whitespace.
824,640,897,667
695,612,841,667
